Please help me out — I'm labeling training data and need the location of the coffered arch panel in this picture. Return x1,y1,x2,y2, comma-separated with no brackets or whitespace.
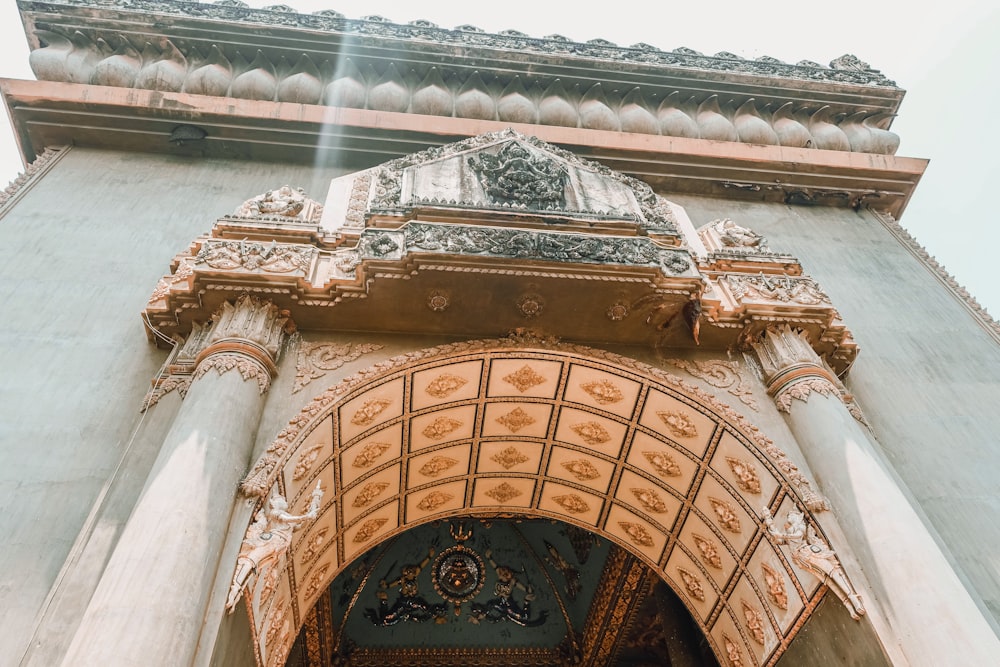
239,338,832,667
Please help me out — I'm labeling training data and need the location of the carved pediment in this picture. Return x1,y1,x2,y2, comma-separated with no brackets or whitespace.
322,130,681,237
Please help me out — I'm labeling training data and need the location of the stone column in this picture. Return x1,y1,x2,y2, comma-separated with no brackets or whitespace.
752,327,1000,666
61,295,290,667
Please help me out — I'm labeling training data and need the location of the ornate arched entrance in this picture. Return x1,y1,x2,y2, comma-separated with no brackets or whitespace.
234,339,847,667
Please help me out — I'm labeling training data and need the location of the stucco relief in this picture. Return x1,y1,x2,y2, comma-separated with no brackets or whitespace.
194,353,271,394
293,341,385,394
664,358,758,411
763,507,865,620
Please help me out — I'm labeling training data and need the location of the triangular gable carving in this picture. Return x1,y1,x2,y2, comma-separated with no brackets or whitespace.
322,129,681,237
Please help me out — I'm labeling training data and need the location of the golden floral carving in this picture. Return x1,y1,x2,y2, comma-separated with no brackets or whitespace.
561,459,601,481
726,456,762,494
485,482,522,503
742,599,766,645
351,398,392,426
353,517,388,543
293,443,323,481
553,494,590,514
571,421,612,446
421,416,463,440
299,526,328,567
761,563,788,610
657,410,698,438
264,597,288,657
492,446,529,469
580,379,623,404
692,533,722,569
417,491,454,511
258,564,279,607
618,521,654,547
419,456,459,477
242,338,828,516
502,364,547,392
352,481,390,508
293,342,384,394
677,567,705,601
495,407,536,433
643,450,682,478
723,633,746,667
424,373,468,399
630,487,669,514
709,497,742,534
352,442,392,469
302,563,331,601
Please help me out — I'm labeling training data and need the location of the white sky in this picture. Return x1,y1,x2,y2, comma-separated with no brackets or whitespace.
2,0,998,315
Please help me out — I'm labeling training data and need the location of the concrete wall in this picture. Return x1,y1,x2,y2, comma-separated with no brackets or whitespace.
0,147,345,662
671,194,1000,632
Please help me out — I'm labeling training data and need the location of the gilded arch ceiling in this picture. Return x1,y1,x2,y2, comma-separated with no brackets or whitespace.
240,339,832,667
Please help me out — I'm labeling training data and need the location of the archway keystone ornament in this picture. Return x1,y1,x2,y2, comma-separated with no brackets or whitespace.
230,338,860,667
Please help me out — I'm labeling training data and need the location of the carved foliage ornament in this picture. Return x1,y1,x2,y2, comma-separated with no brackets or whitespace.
421,416,463,440
293,443,323,481
742,599,766,645
692,533,723,569
643,450,682,478
293,341,384,394
351,398,392,426
403,222,689,274
424,373,467,398
196,239,314,274
677,567,706,601
353,517,388,543
553,494,590,514
352,481,390,508
631,488,669,514
580,379,624,405
419,456,459,477
619,521,655,548
726,456,762,494
496,407,536,433
723,633,746,667
761,563,789,610
194,353,270,394
417,491,453,512
484,482,522,503
353,442,391,469
561,459,601,481
709,497,742,534
571,421,612,446
665,358,758,411
657,410,698,438
492,446,529,469
502,364,547,392
725,274,830,306
468,141,567,210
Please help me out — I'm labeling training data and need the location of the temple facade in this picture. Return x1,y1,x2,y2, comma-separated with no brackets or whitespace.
2,1,1000,665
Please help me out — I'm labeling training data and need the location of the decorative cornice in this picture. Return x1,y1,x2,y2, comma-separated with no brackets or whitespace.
0,146,70,217
20,1,897,88
871,209,1000,345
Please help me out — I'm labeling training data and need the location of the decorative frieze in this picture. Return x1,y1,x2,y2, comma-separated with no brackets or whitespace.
724,274,830,306
195,239,315,274
400,222,690,274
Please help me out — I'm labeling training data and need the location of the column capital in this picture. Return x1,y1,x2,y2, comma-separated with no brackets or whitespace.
195,294,293,378
750,325,841,409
